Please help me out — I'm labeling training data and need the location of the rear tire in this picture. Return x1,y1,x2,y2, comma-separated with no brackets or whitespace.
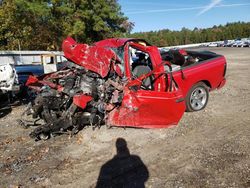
185,82,209,112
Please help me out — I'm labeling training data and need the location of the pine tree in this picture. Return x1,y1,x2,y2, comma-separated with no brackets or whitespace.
0,0,133,50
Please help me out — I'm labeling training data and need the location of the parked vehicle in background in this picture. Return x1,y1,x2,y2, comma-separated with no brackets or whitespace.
216,42,224,47
15,54,67,85
226,41,235,47
232,42,238,47
0,63,19,95
208,42,218,47
237,41,249,47
222,40,228,47
0,53,68,101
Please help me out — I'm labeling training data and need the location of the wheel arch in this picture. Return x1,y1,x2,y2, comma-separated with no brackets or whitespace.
200,80,211,90
184,80,211,98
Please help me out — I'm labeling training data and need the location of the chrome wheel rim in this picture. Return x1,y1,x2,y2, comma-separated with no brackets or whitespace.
190,87,207,111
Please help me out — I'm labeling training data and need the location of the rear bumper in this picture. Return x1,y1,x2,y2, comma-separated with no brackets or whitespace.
217,78,226,89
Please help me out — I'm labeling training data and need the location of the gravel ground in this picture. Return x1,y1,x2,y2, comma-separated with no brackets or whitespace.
0,47,249,188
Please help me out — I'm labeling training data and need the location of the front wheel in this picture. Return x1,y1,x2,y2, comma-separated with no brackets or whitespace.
185,82,209,112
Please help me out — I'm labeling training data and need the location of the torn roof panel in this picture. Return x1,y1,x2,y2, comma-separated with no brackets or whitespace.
94,38,151,48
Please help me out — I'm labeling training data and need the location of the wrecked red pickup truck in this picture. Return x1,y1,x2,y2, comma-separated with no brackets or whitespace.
21,37,226,140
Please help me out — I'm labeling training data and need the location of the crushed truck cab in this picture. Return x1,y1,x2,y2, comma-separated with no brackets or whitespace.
23,37,227,140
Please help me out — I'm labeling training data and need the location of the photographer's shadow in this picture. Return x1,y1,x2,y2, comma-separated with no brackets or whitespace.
96,138,149,188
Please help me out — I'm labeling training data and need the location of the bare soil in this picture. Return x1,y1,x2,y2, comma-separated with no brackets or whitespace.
0,47,250,188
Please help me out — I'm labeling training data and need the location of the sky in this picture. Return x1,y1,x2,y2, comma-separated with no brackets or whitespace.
118,0,250,32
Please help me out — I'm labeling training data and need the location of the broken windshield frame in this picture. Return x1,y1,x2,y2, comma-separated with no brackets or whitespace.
111,46,125,65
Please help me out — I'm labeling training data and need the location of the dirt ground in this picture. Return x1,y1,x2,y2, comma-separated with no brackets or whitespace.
0,47,249,188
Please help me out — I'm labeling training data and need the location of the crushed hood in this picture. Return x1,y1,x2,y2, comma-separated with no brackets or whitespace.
62,37,117,78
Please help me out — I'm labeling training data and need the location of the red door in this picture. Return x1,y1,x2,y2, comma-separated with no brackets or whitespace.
107,88,186,128
107,42,186,128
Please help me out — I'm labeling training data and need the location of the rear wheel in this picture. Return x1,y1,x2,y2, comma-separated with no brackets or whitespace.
186,82,209,112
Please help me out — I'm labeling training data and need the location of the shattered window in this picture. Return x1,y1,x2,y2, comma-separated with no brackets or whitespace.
129,47,152,72
111,47,124,65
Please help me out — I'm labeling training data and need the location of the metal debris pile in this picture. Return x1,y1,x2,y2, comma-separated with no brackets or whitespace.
19,37,125,140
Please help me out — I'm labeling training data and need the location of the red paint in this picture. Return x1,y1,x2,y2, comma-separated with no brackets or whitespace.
107,88,186,128
105,40,186,128
27,37,227,129
73,95,93,109
25,75,38,86
62,37,117,78
102,39,226,128
94,38,150,48
26,71,66,92
178,49,188,56
172,56,227,98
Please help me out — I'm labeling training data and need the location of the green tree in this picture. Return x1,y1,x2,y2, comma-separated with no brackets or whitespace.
127,22,250,46
0,0,132,50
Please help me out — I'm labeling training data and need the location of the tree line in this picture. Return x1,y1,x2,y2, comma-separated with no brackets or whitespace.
0,0,249,50
127,22,250,47
0,0,133,50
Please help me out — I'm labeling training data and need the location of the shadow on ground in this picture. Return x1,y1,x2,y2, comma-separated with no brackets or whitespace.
96,138,149,188
0,91,30,119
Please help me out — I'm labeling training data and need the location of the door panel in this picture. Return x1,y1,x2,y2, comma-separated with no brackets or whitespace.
107,42,186,128
107,89,186,128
